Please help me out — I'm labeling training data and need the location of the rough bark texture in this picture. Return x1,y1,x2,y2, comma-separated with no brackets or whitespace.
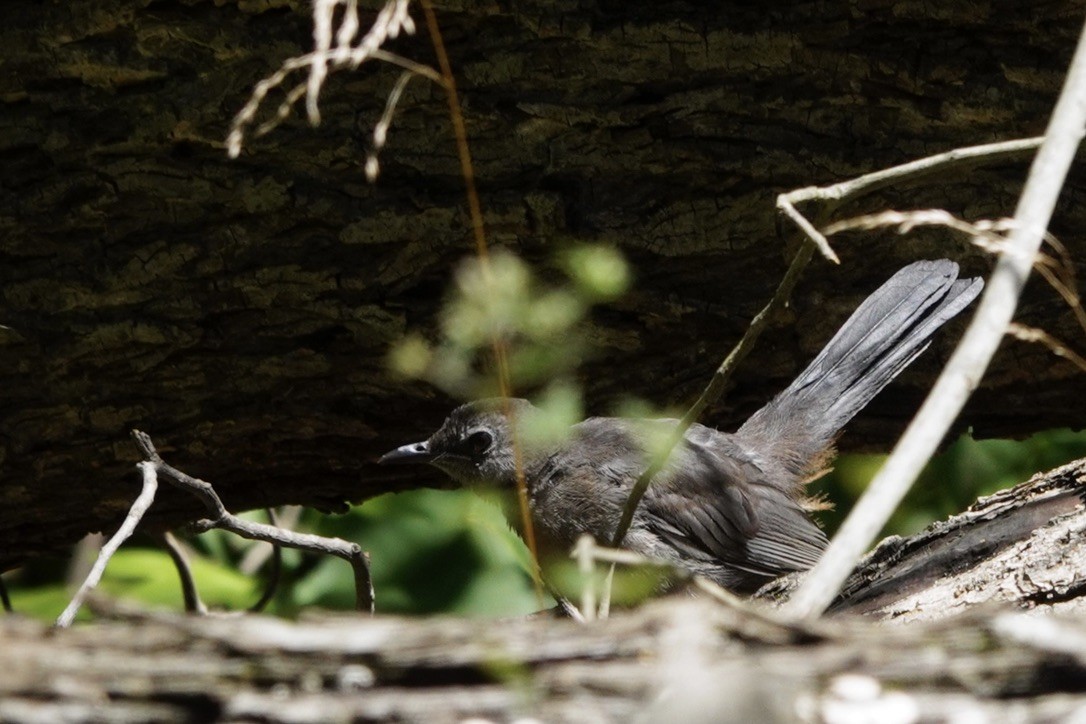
760,457,1086,622
3,584,1086,722
3,454,1085,721
2,0,1086,566
6,606,1086,723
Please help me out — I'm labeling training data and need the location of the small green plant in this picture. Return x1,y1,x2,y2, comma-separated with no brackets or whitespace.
389,245,629,421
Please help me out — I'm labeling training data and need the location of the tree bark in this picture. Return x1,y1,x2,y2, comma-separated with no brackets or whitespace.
7,603,1086,723
3,455,1086,721
760,457,1086,621
2,0,1085,566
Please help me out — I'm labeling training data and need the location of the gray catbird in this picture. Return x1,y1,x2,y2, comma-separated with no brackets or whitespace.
381,260,983,592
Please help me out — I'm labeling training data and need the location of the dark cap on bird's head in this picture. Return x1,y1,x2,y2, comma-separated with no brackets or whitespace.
379,398,536,488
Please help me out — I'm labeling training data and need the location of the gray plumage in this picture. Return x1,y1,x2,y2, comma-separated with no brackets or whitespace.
381,260,983,593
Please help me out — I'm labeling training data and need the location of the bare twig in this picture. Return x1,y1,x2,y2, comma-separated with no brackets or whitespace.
366,70,417,181
419,0,544,605
1007,322,1086,373
784,17,1086,619
131,430,374,613
56,461,160,628
248,508,283,614
226,0,441,166
239,507,301,576
778,198,841,263
159,530,208,615
574,535,597,622
599,564,615,621
827,207,1086,350
779,136,1044,262
610,240,817,547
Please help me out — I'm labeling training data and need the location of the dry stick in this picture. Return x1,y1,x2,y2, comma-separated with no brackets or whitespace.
825,210,1086,367
239,506,301,575
56,461,160,628
573,535,597,623
419,0,545,605
779,136,1044,260
159,530,208,615
365,70,417,181
598,564,615,620
576,535,834,637
1007,322,1086,373
784,20,1086,620
131,430,375,613
226,0,432,156
611,240,818,548
248,508,284,614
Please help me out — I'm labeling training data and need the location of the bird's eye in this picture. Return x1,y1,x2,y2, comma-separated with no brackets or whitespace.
465,430,493,457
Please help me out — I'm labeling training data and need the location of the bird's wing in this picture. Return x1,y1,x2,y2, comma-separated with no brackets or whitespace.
641,424,828,578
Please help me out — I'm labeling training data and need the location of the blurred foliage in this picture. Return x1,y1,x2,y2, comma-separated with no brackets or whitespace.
388,246,628,404
4,491,543,621
5,544,261,622
817,428,1086,538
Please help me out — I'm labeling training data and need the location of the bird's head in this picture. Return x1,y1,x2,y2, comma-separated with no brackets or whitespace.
379,398,536,488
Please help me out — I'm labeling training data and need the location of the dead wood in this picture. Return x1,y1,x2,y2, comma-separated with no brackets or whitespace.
3,456,1086,721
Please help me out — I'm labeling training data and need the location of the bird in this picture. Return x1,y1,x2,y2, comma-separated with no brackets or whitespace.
380,260,983,593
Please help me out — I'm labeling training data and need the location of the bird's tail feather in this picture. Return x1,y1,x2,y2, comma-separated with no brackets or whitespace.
737,260,982,481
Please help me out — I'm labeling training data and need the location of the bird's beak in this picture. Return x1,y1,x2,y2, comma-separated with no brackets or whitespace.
378,440,433,465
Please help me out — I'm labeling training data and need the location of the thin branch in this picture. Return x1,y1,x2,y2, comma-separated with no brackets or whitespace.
797,137,1045,204
419,0,544,605
827,207,1086,348
56,461,159,628
226,0,439,159
239,506,300,575
778,197,841,263
361,49,443,84
784,18,1086,619
1007,322,1086,373
610,240,817,547
248,508,283,614
159,530,208,615
573,535,598,622
365,70,416,181
778,136,1044,262
599,564,614,621
131,430,375,613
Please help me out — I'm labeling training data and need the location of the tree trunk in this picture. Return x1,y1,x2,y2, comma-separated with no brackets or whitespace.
1,0,1084,566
